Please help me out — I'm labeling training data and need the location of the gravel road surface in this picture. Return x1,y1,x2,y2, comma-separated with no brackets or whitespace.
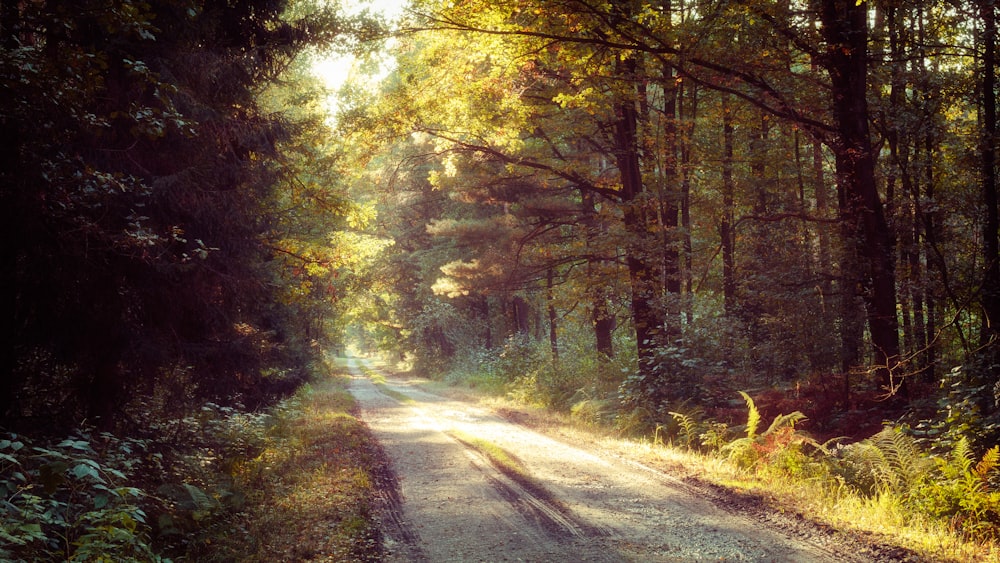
347,358,904,562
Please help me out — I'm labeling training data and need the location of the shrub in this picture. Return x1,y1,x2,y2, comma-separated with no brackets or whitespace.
0,431,167,562
618,343,706,422
830,426,1000,542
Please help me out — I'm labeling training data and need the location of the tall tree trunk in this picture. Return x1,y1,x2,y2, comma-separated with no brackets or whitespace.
917,6,938,382
745,111,771,371
820,0,901,395
659,62,682,341
512,295,531,336
582,190,615,358
811,139,838,374
721,96,737,316
980,0,1000,357
547,268,559,365
680,80,697,325
615,55,665,375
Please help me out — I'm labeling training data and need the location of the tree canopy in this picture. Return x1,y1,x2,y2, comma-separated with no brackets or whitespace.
333,0,1000,445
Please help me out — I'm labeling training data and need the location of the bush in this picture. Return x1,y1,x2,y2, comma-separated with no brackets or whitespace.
0,431,167,562
618,343,706,422
917,359,1000,453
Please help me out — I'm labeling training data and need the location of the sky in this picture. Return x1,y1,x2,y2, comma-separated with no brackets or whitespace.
311,0,409,95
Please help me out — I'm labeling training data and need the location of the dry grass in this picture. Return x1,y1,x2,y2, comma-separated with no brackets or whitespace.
202,359,385,562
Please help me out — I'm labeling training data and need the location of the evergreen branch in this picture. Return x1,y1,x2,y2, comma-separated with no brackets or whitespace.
416,127,623,201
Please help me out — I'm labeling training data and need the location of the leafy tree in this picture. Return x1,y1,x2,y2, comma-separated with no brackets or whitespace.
0,0,366,431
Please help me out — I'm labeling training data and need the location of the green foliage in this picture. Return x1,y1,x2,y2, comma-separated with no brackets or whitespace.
917,360,1000,453
445,335,547,397
144,398,293,556
444,347,508,393
912,440,1000,541
618,344,707,422
830,426,1000,541
0,431,167,562
493,334,544,383
1,0,354,433
832,427,931,497
668,407,710,451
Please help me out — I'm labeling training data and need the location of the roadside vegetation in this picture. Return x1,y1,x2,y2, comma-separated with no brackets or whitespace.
1,355,385,562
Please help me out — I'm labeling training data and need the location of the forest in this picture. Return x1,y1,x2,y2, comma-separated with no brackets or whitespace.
3,0,1000,560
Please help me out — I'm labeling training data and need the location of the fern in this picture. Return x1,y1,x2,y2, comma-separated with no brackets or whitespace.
831,427,926,496
763,411,808,436
949,436,975,478
910,438,1000,540
975,445,1000,481
738,391,761,440
668,409,704,450
871,426,929,493
943,439,998,497
722,392,812,472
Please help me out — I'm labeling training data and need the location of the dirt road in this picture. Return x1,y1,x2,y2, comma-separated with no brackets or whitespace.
347,359,893,562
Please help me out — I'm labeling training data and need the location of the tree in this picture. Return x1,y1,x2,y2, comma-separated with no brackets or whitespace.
0,0,360,431
979,0,1000,360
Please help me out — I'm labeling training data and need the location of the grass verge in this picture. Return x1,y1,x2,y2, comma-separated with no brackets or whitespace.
357,362,414,404
197,356,385,562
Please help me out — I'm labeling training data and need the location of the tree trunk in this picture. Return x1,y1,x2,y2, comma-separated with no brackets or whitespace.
680,80,697,325
512,295,531,336
615,55,665,373
582,190,616,359
721,96,737,316
547,268,559,365
659,62,683,341
980,0,1000,356
820,0,901,394
812,140,837,372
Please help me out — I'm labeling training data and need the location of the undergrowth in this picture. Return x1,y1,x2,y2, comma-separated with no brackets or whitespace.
196,355,383,561
1,354,383,562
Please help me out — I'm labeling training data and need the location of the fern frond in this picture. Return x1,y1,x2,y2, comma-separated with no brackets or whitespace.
669,411,694,443
763,411,808,436
669,408,707,450
739,391,760,440
858,441,901,494
952,437,974,475
975,445,1000,481
868,426,928,492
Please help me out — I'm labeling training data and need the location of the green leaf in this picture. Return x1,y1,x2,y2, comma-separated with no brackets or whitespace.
72,462,105,483
56,439,92,452
0,440,24,452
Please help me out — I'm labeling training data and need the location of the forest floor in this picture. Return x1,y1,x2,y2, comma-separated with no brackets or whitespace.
347,357,922,562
